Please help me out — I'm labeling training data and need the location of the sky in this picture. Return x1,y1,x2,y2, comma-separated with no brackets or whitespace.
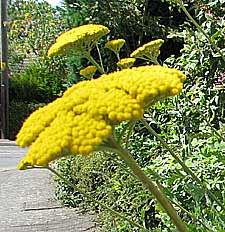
45,0,61,6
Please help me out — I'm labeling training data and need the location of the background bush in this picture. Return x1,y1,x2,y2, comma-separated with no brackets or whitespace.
9,60,68,103
8,57,70,139
8,101,44,140
7,0,74,139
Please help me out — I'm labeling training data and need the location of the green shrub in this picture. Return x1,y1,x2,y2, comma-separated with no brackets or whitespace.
9,61,68,103
8,100,44,140
165,0,225,122
55,152,156,231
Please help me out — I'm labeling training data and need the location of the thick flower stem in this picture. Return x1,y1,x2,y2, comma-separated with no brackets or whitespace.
108,137,187,232
141,118,225,211
155,181,211,231
44,166,149,231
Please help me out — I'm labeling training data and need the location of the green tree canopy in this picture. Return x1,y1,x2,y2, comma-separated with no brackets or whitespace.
8,0,67,65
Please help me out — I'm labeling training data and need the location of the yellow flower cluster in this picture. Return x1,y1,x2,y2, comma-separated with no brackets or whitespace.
130,39,164,62
17,65,185,169
80,65,97,79
117,58,136,69
48,24,110,57
105,39,125,54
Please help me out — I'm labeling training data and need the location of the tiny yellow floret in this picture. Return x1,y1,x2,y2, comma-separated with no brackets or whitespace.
17,65,185,169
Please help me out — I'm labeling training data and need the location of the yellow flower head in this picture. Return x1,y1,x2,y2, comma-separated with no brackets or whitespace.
130,39,164,63
48,24,110,57
16,65,185,170
117,58,136,69
105,39,126,55
80,65,97,79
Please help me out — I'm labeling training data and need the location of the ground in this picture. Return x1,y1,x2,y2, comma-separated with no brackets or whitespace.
0,139,98,232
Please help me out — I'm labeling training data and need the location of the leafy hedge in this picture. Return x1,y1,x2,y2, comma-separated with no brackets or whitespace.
8,58,69,139
9,61,67,103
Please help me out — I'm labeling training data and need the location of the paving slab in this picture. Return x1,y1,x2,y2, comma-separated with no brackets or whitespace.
0,140,98,232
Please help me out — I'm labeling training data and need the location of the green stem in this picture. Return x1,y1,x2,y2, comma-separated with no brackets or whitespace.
117,121,137,147
206,121,225,142
143,165,211,230
138,56,159,65
108,137,187,232
85,51,105,74
150,57,159,65
124,121,136,148
196,110,225,142
153,60,159,65
116,53,120,61
179,1,225,63
141,118,225,211
156,181,211,231
44,166,149,231
139,0,150,45
95,43,105,73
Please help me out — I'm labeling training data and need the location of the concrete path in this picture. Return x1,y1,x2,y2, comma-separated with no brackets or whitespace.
0,139,98,232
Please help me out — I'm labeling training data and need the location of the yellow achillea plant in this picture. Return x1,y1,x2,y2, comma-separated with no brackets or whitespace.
130,39,164,63
80,65,97,79
48,24,110,57
105,39,126,58
18,19,223,231
17,65,185,170
117,58,136,69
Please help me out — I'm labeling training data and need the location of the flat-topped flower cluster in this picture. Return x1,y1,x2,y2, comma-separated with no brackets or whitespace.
80,65,97,79
131,39,164,62
105,39,126,54
48,24,110,57
16,65,185,170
